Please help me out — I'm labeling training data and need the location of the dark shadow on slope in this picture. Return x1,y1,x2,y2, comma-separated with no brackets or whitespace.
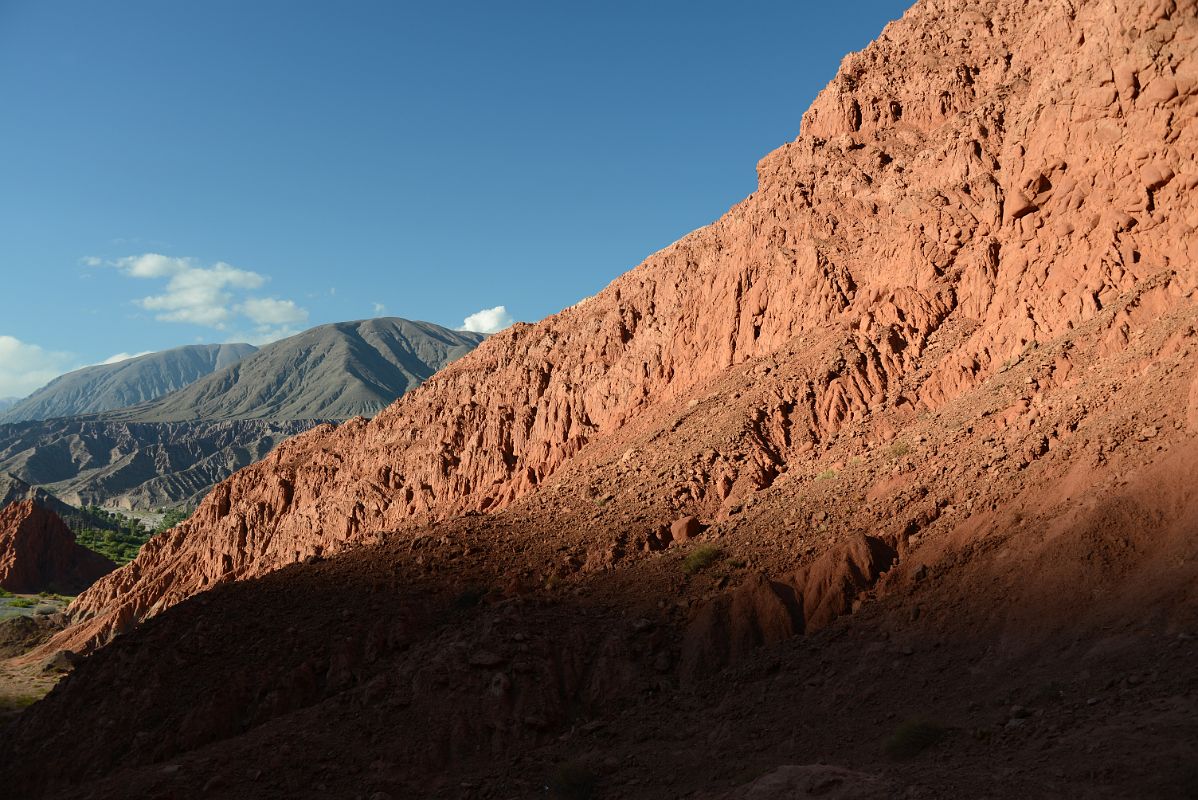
0,506,1195,800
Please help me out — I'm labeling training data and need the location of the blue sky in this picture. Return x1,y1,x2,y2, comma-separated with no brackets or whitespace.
0,0,909,397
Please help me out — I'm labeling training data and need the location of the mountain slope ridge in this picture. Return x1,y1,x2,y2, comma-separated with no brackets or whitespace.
100,317,485,422
0,318,486,509
0,344,257,424
0,419,325,510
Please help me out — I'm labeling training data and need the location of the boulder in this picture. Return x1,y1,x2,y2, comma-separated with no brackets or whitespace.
669,515,704,545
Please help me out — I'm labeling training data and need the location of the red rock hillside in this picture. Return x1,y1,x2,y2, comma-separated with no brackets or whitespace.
58,0,1198,653
3,1,1198,796
0,501,115,596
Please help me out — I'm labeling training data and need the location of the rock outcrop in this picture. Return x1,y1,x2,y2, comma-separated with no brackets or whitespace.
679,535,897,683
716,765,894,800
0,501,115,595
58,0,1198,662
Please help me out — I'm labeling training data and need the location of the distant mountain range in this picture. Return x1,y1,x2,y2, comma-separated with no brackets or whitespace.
102,318,484,422
0,419,323,509
0,344,257,423
0,472,77,518
0,317,485,509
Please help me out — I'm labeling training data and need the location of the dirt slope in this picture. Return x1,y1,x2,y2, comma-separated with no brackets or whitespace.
3,398,1195,797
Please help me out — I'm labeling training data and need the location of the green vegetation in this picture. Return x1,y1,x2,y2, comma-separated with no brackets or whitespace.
60,504,135,532
8,598,36,608
156,506,194,533
682,544,722,575
71,506,152,565
65,504,192,565
0,588,11,598
884,719,948,758
815,468,837,481
885,441,911,459
0,692,43,715
75,526,150,565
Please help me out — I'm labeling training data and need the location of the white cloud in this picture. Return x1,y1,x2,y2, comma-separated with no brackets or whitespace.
459,305,513,334
232,298,310,345
372,302,386,315
114,253,192,279
98,351,152,365
80,256,102,268
238,297,308,326
236,326,303,346
125,258,265,327
0,336,76,398
104,253,307,334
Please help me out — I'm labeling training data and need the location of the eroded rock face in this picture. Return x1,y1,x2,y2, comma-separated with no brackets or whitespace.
679,535,897,683
792,534,897,632
63,0,1198,651
0,501,115,595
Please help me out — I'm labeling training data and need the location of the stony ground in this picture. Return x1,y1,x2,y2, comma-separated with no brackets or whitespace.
2,311,1195,797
